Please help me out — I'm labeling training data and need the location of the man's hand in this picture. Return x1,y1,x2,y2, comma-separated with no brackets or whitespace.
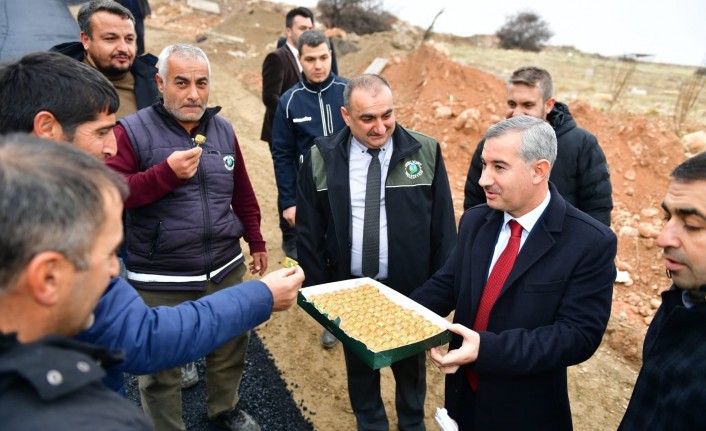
249,252,268,276
283,205,296,227
429,323,480,374
261,266,305,311
167,147,202,179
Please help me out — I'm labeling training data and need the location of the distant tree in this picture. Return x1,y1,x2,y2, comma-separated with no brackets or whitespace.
496,11,553,52
317,0,393,35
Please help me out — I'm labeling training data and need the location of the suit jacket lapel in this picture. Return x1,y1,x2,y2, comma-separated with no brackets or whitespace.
283,46,302,80
500,187,566,295
469,211,503,316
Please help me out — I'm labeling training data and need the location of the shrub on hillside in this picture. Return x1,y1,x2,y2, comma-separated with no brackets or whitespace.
317,0,393,35
496,11,553,52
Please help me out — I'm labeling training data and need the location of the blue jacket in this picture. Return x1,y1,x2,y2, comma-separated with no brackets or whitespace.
74,277,273,393
271,73,348,209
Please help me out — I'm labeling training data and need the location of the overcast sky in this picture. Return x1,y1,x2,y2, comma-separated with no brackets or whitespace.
280,0,706,66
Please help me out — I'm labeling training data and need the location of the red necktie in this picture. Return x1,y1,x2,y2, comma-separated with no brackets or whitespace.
467,220,523,390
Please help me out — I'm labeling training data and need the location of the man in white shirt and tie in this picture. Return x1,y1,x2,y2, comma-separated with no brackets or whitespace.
296,74,457,431
411,115,617,431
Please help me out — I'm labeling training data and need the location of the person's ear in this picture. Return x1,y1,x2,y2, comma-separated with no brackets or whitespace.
25,251,71,307
544,97,556,116
532,159,551,184
341,106,350,126
80,31,90,51
33,111,66,142
156,73,165,94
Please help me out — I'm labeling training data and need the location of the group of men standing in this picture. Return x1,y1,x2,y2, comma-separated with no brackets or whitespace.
1,2,705,431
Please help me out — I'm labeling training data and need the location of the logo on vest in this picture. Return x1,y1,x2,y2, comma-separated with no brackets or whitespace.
223,155,235,171
292,116,312,123
404,160,423,179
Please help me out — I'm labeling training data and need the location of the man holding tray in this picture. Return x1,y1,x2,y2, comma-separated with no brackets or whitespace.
297,74,457,431
411,116,616,430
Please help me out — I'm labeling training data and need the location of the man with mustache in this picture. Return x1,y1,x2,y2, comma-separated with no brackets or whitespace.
296,74,457,430
51,0,159,119
106,44,267,431
271,29,348,349
619,152,706,430
0,51,304,427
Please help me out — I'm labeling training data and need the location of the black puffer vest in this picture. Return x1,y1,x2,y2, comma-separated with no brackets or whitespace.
120,104,244,291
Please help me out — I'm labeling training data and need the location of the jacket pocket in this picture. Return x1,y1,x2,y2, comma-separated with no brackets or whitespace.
148,221,163,259
522,280,566,293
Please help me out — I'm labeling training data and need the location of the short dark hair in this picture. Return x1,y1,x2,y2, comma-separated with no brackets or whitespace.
671,152,706,183
343,74,392,111
78,0,135,37
0,133,128,289
285,7,314,28
0,52,120,139
296,29,330,53
509,66,554,101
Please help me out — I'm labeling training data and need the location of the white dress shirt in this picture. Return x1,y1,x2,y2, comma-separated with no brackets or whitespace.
487,189,552,277
349,137,392,279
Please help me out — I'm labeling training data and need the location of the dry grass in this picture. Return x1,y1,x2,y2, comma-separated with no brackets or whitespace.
446,44,706,122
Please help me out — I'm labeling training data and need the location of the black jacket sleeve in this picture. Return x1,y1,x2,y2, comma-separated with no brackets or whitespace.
463,138,486,211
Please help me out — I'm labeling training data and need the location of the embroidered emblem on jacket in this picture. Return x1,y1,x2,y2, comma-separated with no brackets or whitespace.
293,116,312,123
405,160,423,179
223,155,235,171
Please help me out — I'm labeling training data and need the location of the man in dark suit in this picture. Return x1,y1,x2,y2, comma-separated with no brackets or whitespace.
410,115,617,431
260,7,314,148
619,152,706,430
261,6,314,260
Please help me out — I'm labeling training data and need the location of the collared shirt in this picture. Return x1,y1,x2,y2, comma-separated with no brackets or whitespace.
286,42,302,73
349,136,393,279
487,189,552,277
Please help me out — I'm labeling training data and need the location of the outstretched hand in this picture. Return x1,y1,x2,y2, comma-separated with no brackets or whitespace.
261,265,305,312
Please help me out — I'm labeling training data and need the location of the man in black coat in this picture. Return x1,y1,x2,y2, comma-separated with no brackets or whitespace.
464,66,613,226
619,152,706,430
51,0,159,119
412,116,616,430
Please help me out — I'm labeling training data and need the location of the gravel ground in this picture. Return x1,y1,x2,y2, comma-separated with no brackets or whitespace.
124,331,314,431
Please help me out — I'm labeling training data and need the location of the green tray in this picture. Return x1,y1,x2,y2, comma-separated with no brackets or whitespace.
298,278,452,370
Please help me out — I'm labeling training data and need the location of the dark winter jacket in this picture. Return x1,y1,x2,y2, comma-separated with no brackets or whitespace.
74,276,273,393
272,72,348,210
0,333,153,430
464,102,613,226
618,286,706,430
50,41,160,110
118,104,245,291
296,124,457,295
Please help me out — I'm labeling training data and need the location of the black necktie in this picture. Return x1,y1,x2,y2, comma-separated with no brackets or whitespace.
362,149,381,278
